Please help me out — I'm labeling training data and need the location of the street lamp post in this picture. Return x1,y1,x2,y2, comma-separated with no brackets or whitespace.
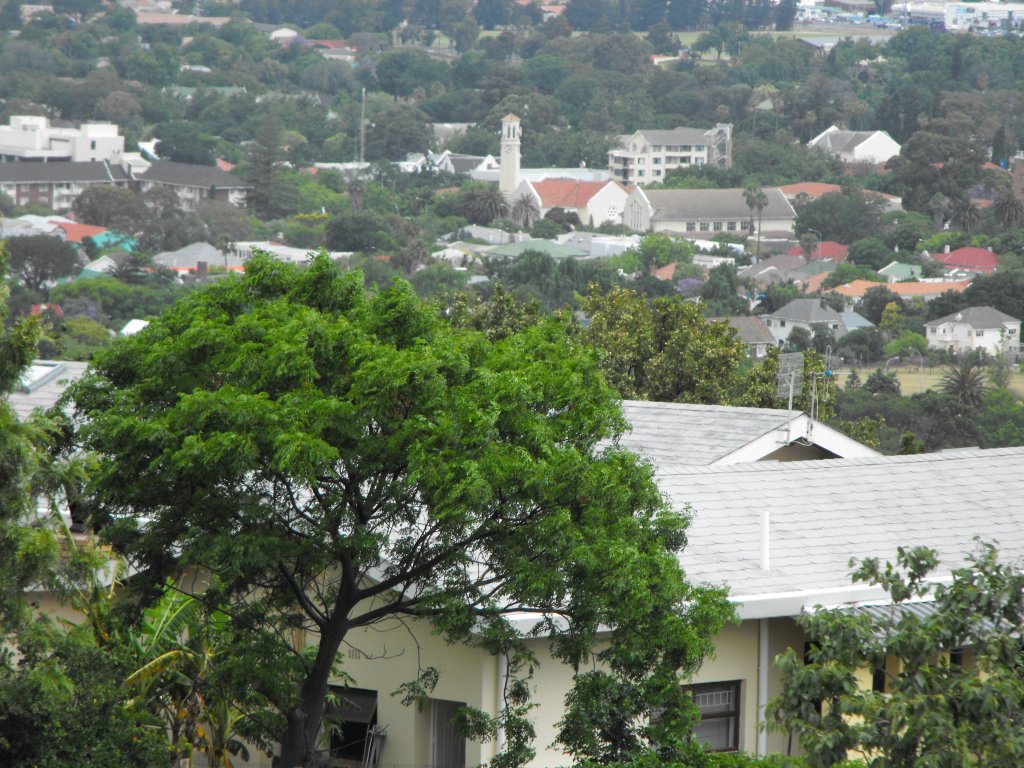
884,355,901,373
806,228,821,261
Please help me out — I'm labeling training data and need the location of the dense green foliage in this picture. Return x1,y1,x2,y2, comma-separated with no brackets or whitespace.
772,544,1024,768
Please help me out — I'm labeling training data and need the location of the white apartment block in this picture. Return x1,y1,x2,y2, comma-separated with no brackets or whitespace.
0,116,125,163
607,124,732,186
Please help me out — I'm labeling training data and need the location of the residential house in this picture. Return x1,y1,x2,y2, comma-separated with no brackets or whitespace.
135,160,249,210
740,254,808,286
840,310,874,334
512,178,630,228
807,126,901,165
608,124,733,185
554,231,641,258
931,246,999,275
720,316,777,359
830,279,972,303
763,298,845,346
622,187,796,236
231,242,350,264
0,116,124,163
878,261,923,282
0,161,129,211
431,150,500,176
786,240,848,262
923,306,1021,355
154,241,245,273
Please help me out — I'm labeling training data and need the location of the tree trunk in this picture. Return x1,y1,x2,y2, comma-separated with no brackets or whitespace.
276,619,350,767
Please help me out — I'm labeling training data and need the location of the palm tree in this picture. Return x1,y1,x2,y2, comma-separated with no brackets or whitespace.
941,355,988,411
743,184,768,261
510,193,541,228
949,197,981,234
458,185,510,225
993,189,1024,229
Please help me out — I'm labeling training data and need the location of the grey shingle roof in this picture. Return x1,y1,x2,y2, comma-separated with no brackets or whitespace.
658,447,1024,601
618,401,793,466
8,360,88,420
925,305,1021,329
137,160,247,189
813,130,878,154
768,298,842,324
644,188,795,224
0,161,128,183
720,316,775,345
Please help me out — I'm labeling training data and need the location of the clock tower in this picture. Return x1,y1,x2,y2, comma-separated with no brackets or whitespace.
499,114,521,200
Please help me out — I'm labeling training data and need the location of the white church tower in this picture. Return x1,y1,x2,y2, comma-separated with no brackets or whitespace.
499,114,521,199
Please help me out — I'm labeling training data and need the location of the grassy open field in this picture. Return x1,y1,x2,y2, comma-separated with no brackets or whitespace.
842,365,1024,396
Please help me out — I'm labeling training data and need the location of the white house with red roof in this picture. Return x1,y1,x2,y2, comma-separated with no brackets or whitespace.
931,246,999,275
512,177,630,227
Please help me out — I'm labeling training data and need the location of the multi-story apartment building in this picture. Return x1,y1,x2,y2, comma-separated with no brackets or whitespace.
607,124,732,185
0,116,125,163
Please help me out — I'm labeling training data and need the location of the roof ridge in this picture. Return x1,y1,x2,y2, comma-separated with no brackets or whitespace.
656,445,1024,476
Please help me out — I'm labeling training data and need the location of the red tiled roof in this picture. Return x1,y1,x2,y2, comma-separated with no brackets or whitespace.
933,247,999,273
778,182,899,201
800,272,832,293
531,179,614,210
53,221,108,243
830,279,972,299
778,182,842,199
786,240,848,262
651,262,677,281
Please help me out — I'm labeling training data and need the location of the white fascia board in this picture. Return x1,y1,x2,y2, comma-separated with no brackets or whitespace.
732,583,895,620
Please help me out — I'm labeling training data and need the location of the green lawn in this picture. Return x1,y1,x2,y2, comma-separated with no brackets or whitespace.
843,364,1024,396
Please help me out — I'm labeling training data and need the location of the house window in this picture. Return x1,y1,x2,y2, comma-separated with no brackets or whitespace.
90,140,96,150
699,222,709,231
976,330,984,337
765,319,772,326
727,221,737,231
686,222,696,232
686,681,740,752
713,222,723,231
638,170,645,177
1010,328,1018,335
653,158,661,164
929,327,937,334
780,320,786,327
695,144,705,152
654,170,662,177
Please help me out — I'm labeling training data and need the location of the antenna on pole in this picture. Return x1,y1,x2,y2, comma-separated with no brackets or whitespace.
776,352,803,444
806,345,834,440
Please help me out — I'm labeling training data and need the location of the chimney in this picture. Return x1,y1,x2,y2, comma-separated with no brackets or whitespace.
944,244,950,254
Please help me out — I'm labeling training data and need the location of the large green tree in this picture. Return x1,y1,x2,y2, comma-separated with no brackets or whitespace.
6,235,81,293
72,253,732,768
